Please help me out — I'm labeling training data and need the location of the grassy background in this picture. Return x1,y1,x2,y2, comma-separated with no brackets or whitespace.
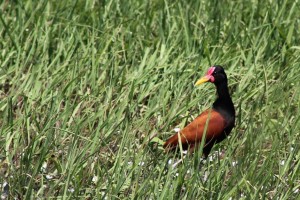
1,0,300,199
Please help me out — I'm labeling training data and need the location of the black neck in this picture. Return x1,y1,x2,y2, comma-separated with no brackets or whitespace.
212,81,235,117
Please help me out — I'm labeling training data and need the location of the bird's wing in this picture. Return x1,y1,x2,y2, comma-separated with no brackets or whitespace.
163,109,226,150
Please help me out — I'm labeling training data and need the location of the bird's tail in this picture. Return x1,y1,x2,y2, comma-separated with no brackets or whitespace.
163,133,180,151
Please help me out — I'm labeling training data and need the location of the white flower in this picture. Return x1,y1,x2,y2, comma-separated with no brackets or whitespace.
46,175,53,180
68,188,75,193
127,161,133,165
41,162,47,172
92,175,98,183
203,171,209,181
232,161,238,167
174,128,181,132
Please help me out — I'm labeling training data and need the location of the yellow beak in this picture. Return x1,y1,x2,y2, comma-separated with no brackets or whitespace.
195,76,210,86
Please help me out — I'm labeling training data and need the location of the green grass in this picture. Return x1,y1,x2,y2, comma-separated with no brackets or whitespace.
1,0,300,199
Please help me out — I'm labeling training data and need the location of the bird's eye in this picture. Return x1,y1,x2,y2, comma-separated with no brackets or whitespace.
213,71,217,74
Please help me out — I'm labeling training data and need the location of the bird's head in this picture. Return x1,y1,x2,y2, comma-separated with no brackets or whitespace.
195,65,227,86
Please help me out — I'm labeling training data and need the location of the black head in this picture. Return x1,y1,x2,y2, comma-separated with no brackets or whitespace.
195,65,228,86
209,65,228,85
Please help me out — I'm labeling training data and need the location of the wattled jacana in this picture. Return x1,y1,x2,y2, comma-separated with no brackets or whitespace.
163,66,235,157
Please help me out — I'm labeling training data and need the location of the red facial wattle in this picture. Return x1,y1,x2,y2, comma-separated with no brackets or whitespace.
205,67,216,82
195,66,216,86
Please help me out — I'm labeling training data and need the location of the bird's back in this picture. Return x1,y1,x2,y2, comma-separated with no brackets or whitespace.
163,109,226,151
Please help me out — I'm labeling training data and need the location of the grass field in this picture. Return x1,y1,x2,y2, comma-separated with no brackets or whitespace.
1,0,300,199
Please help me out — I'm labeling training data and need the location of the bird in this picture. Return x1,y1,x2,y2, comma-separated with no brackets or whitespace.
163,66,235,158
